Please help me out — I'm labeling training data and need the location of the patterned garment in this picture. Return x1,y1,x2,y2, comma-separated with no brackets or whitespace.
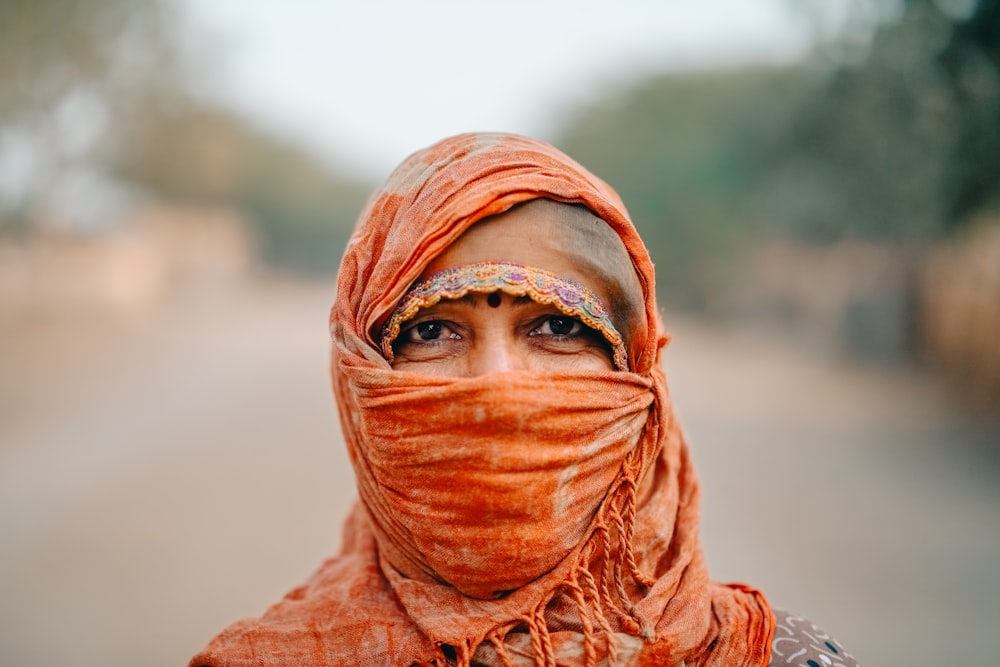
768,610,859,667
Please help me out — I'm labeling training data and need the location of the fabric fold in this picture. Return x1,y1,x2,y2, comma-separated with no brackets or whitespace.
191,132,773,667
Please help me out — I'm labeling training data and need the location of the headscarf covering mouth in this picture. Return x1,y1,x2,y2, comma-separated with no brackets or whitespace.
189,132,774,667
326,132,772,665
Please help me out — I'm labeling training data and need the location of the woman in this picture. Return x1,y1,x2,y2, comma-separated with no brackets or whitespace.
191,133,857,666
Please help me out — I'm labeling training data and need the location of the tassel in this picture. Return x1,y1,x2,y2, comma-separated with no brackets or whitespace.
566,578,597,667
455,640,472,667
467,463,660,666
619,479,655,588
487,633,518,667
525,606,557,667
576,561,620,665
534,605,556,667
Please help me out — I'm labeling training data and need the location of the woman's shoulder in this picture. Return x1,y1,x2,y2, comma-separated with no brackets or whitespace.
768,609,859,666
189,549,438,667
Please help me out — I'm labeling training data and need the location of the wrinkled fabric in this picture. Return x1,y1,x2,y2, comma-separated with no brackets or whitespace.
354,371,651,599
190,132,774,667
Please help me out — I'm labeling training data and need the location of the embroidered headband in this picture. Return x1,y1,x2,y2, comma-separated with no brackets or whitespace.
381,261,629,371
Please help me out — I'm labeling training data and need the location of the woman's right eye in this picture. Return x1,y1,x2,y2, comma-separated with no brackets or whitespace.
415,321,442,340
401,320,457,344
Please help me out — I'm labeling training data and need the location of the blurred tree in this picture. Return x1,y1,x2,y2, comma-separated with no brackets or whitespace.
774,0,1000,241
557,0,1000,307
557,68,818,308
117,101,370,272
0,0,183,230
937,0,1000,223
0,0,369,272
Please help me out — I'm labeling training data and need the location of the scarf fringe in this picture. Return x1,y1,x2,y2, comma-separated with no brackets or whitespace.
488,632,518,667
450,467,657,667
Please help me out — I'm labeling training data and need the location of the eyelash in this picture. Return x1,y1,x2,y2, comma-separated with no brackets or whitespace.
528,315,583,339
399,320,459,345
398,315,588,347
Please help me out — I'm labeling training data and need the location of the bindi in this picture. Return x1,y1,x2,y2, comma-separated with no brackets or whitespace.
487,292,501,308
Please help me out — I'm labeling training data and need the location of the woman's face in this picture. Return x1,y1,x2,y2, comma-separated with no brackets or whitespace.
389,200,620,377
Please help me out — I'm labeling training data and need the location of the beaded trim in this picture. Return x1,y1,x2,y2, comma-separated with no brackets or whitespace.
381,261,628,371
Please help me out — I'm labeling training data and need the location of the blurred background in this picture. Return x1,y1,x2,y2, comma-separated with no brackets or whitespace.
1,1,998,665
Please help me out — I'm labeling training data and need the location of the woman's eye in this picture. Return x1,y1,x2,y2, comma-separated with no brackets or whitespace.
415,321,443,340
534,315,582,337
401,320,457,344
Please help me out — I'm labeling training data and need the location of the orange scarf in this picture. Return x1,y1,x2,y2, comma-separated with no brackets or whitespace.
191,133,773,666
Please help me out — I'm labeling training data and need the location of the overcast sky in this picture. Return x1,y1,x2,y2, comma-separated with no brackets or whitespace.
179,1,844,180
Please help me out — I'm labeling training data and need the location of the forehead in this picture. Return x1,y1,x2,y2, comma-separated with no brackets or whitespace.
422,199,634,307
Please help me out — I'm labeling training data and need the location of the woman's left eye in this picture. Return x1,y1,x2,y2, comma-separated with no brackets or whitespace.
532,315,582,337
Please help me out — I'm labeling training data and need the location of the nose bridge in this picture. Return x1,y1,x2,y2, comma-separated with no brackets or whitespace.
473,325,524,376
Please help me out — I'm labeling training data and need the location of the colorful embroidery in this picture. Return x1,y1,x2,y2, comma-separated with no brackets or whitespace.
381,261,629,371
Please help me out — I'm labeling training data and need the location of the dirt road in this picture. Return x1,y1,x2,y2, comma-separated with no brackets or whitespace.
1,278,997,666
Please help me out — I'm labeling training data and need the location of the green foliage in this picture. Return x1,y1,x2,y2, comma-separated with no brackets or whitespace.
116,101,370,273
933,0,1000,223
0,1,365,273
557,68,818,307
0,0,178,117
556,0,1000,308
774,0,1000,241
0,0,184,225
236,135,369,273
